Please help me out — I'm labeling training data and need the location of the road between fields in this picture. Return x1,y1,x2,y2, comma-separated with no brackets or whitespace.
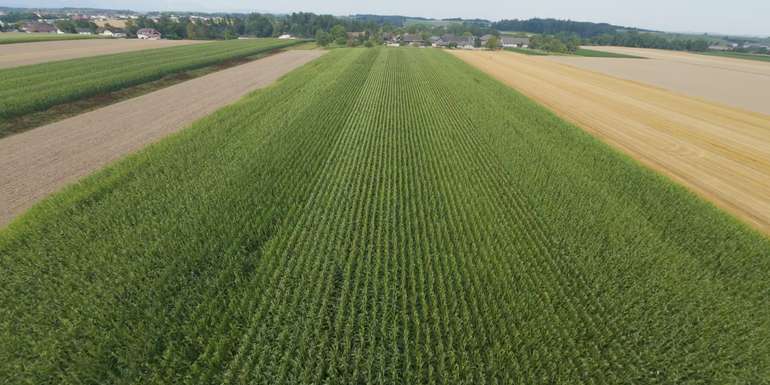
0,39,206,69
452,50,770,235
546,46,770,115
0,50,325,227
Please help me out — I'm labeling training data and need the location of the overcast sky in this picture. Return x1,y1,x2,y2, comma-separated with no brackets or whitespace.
5,0,769,36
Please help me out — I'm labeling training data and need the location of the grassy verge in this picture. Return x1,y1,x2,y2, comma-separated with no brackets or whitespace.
286,41,319,50
0,50,282,138
698,50,770,63
1,47,768,384
0,38,304,132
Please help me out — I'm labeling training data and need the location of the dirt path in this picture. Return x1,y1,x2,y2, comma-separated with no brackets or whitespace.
546,47,770,115
452,50,770,235
0,50,325,227
0,39,206,69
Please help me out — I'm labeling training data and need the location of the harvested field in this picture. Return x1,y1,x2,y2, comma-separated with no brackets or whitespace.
452,50,770,234
0,38,205,69
546,46,770,115
0,50,324,227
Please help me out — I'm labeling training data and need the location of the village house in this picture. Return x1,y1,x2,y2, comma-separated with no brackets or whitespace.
501,37,530,48
401,33,424,46
456,36,475,49
278,34,295,39
137,28,161,40
381,32,396,43
21,22,58,33
75,28,93,35
431,34,475,49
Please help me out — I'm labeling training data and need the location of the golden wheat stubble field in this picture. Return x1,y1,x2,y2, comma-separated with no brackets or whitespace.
548,46,770,115
451,50,770,235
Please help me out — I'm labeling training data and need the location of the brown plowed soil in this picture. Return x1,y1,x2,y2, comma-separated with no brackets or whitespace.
452,50,770,235
547,46,770,115
0,39,206,69
0,50,325,227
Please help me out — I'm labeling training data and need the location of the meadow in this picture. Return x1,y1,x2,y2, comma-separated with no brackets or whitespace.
1,47,769,384
0,32,101,44
0,38,302,122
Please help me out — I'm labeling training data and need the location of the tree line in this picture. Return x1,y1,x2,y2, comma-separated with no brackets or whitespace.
493,18,629,38
0,10,716,54
589,31,710,51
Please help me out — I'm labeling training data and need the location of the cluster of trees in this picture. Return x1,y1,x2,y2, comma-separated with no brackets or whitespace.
397,21,496,40
123,12,379,40
315,27,382,48
589,31,710,51
53,19,98,34
125,16,243,40
0,12,42,31
1,10,724,55
530,33,582,53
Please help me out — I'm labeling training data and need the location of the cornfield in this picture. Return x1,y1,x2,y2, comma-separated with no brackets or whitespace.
1,47,769,384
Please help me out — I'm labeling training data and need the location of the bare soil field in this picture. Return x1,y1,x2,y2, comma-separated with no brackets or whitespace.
452,50,770,235
0,38,206,69
546,46,770,115
0,50,325,227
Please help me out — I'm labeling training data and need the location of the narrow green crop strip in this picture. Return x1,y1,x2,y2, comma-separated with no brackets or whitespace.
574,48,645,58
1,47,768,384
0,33,101,44
0,38,303,121
698,51,770,63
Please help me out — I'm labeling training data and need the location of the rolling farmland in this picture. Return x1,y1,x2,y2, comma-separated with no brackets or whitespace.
2,48,769,384
0,38,302,125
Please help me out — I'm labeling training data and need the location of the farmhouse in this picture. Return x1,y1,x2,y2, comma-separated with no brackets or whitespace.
98,26,127,38
347,31,365,39
501,37,530,48
480,34,495,46
21,22,58,33
137,28,161,40
401,34,424,46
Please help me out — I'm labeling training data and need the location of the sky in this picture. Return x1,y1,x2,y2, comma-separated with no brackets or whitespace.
4,0,769,36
